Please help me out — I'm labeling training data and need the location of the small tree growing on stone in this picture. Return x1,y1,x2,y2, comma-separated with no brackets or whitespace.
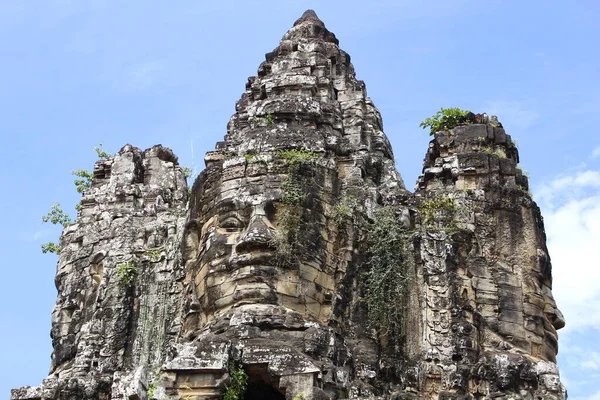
41,144,112,255
40,203,72,254
420,107,470,135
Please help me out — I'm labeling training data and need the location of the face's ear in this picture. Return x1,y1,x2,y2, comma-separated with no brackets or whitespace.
264,201,277,222
183,220,201,261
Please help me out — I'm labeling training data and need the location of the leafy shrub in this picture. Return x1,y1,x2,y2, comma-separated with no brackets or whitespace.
365,206,412,339
332,195,358,232
115,260,138,287
419,107,470,135
223,361,248,400
41,144,108,256
482,146,506,159
40,202,72,255
94,142,110,159
273,149,320,264
181,166,192,179
41,242,61,254
244,149,259,164
276,149,319,166
263,112,274,126
147,370,161,399
42,203,72,227
144,248,163,262
72,169,94,193
419,196,457,226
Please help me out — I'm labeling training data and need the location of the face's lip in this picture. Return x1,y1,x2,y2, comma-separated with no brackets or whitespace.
233,252,278,267
207,252,277,268
545,327,559,351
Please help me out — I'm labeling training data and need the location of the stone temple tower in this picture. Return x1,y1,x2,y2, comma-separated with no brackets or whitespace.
12,10,565,400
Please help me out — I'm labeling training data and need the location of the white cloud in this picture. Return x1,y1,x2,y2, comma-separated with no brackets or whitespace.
536,169,600,333
581,359,600,371
592,146,600,159
570,391,600,400
123,60,167,92
32,229,45,241
17,228,53,243
535,168,600,399
485,100,539,130
534,163,600,400
536,170,600,209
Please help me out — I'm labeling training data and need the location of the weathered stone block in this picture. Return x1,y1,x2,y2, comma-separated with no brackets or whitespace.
12,10,565,400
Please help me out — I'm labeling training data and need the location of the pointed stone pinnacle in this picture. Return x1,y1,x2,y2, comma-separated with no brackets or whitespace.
286,9,338,44
293,9,323,27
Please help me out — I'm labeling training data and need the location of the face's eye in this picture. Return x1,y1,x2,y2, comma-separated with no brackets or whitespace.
265,201,277,221
218,216,245,232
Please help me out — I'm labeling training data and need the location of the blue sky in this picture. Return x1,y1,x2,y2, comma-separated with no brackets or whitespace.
1,1,599,398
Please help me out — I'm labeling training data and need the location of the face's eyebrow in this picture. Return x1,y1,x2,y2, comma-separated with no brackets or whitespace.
213,198,258,220
215,199,241,214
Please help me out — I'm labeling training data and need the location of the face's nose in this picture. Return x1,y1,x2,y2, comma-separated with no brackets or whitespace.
543,285,566,330
236,204,275,253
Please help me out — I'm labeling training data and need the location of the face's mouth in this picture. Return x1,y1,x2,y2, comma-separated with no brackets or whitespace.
213,251,278,268
545,327,559,352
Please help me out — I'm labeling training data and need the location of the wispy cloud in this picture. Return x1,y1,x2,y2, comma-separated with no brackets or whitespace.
568,389,600,400
536,170,600,206
581,359,600,371
485,100,539,130
536,173,600,332
32,229,46,241
536,164,600,397
17,228,53,243
122,60,167,92
592,146,600,159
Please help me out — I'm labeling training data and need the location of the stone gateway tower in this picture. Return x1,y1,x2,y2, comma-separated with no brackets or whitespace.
12,10,566,400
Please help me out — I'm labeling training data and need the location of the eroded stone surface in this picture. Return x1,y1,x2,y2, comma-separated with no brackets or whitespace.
12,145,188,399
407,120,566,399
12,10,565,400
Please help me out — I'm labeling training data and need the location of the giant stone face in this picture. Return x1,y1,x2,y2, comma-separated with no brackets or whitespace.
183,152,340,331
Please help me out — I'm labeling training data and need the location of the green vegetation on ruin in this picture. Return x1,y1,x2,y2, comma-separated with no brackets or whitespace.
94,142,111,159
364,206,412,343
115,259,138,287
41,242,62,255
243,149,260,164
147,369,162,399
40,203,72,254
223,361,248,400
144,248,163,262
249,111,274,127
276,148,319,167
419,196,457,225
516,166,529,177
331,195,358,233
482,146,507,159
42,202,72,227
41,144,112,255
72,169,94,193
274,149,319,265
420,107,470,135
182,166,192,179
263,112,274,126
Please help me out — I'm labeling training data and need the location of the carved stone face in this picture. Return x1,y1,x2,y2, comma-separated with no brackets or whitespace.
519,248,565,361
185,156,336,326
479,209,565,363
540,251,566,359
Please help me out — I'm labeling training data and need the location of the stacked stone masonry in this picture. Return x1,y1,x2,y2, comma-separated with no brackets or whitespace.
12,10,566,400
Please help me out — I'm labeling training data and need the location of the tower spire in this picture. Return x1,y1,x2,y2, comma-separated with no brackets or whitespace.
293,9,323,26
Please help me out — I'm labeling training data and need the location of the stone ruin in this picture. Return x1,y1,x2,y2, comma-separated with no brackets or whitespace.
12,10,566,400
